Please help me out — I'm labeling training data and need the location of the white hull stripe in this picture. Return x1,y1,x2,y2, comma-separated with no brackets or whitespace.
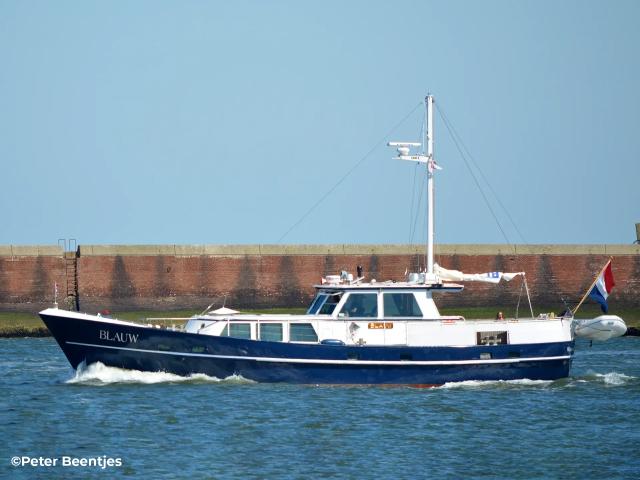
66,341,571,366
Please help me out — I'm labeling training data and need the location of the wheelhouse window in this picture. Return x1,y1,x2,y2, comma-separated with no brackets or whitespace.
307,294,328,314
383,293,423,317
338,293,378,318
319,293,342,314
290,323,318,342
260,323,283,342
308,292,342,315
221,323,251,339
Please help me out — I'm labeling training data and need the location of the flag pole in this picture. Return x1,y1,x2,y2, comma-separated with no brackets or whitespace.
572,257,612,316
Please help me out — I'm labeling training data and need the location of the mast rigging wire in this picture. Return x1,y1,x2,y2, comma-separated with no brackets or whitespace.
435,103,528,245
436,101,536,315
436,105,512,246
277,102,423,243
408,164,419,241
408,117,426,243
409,167,427,244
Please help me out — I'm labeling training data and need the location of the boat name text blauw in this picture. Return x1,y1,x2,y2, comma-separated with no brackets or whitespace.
99,330,139,343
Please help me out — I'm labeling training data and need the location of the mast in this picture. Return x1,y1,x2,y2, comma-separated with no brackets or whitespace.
388,94,439,281
426,94,434,275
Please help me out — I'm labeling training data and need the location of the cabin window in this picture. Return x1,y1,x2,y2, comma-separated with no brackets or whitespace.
290,323,318,342
338,293,378,318
307,294,328,314
383,293,422,317
260,323,283,342
221,323,251,339
317,293,342,315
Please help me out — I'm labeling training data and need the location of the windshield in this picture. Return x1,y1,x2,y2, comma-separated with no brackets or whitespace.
307,292,342,315
307,294,327,314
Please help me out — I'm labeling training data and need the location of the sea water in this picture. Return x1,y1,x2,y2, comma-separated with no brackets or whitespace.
1,337,639,479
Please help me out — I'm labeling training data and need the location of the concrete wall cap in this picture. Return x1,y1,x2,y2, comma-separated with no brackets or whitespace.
0,245,64,256
19,243,640,257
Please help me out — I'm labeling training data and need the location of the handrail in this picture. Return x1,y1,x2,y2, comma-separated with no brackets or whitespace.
146,317,191,321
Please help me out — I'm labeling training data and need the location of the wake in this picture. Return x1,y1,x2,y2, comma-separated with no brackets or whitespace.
438,372,637,390
66,362,254,386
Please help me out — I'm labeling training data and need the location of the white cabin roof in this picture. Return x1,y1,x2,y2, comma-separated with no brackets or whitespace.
313,281,464,291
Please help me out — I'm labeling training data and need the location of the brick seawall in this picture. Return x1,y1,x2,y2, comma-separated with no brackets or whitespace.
0,244,639,312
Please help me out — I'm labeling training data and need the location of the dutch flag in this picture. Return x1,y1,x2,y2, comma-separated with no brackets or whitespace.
588,261,615,313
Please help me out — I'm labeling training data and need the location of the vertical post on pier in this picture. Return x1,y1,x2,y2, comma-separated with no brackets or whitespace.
426,94,435,275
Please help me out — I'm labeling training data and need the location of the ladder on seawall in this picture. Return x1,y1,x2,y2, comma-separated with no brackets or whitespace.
59,238,79,311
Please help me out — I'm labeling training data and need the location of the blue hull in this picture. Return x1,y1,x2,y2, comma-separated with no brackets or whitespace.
40,312,574,385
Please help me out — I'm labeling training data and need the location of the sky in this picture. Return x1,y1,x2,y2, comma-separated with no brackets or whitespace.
1,0,639,246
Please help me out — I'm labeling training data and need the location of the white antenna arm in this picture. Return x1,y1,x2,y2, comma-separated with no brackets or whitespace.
388,142,429,163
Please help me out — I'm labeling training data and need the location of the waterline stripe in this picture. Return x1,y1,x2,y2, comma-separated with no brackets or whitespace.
66,341,570,366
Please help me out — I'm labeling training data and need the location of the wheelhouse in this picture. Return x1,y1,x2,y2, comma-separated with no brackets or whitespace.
306,282,464,320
